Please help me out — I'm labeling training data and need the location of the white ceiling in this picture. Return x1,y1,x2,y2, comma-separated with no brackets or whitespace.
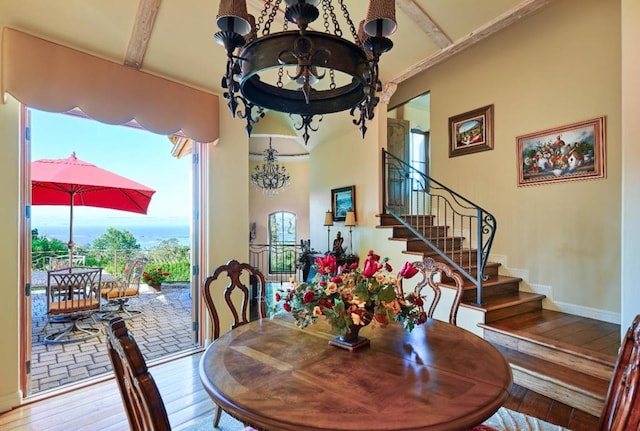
0,0,552,155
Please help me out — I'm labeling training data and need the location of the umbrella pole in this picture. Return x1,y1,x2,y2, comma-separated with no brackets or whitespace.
68,191,74,267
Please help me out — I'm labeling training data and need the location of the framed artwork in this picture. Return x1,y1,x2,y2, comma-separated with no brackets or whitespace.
516,116,606,187
331,186,355,222
449,104,494,157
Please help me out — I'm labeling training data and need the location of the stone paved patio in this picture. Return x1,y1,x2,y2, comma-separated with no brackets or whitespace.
30,283,195,395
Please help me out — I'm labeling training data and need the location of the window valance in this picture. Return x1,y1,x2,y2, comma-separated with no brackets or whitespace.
1,27,219,143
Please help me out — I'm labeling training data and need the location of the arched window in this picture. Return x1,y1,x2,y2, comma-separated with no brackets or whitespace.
268,211,296,274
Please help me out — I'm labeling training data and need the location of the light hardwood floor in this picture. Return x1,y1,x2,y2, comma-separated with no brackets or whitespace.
0,351,601,431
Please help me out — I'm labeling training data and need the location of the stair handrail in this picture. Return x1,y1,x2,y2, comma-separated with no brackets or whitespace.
382,149,497,305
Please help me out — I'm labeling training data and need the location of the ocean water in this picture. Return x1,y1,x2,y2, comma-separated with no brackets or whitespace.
33,224,190,249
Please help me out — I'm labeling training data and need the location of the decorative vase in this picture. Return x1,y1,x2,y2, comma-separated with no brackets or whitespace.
149,282,162,291
329,322,371,351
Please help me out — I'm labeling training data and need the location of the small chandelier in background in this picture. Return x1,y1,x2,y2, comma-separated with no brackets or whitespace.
250,139,291,197
214,0,397,144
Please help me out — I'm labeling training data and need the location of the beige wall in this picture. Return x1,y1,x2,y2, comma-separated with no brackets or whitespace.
621,0,640,332
390,0,622,321
0,96,21,410
249,159,310,246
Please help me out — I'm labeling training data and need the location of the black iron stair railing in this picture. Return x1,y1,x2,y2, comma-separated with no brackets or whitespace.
382,149,497,305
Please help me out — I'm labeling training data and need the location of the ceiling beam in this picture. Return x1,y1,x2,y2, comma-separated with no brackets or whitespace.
389,0,553,85
124,0,161,69
397,0,452,49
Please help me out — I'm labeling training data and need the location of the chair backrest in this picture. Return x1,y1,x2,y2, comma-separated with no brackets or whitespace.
202,259,266,340
106,317,171,431
122,256,149,289
598,314,640,431
47,267,102,316
401,257,465,325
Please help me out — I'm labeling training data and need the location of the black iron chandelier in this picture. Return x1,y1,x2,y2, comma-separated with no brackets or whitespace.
214,0,397,144
250,139,291,196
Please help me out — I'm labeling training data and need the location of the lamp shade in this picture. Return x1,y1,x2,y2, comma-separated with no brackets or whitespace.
344,211,356,227
217,0,251,35
364,0,397,37
324,211,334,226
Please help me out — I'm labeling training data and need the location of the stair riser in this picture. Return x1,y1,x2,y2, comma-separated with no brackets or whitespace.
461,282,519,301
404,250,477,265
485,300,543,323
379,214,434,227
484,330,614,380
406,238,463,252
392,226,449,238
511,367,604,417
441,264,499,281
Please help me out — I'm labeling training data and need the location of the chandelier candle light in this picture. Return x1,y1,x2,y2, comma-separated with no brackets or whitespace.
214,0,397,144
250,139,291,196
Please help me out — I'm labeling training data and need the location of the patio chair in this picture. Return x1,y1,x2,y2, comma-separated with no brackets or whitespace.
106,317,258,431
202,259,266,427
398,257,465,326
44,266,103,343
100,256,148,320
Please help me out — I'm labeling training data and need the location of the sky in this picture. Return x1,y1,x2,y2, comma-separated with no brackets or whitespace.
30,109,192,227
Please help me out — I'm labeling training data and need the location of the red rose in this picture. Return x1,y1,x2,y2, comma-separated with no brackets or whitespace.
283,303,292,312
399,262,419,279
275,293,281,302
303,290,315,303
384,262,392,272
331,276,342,283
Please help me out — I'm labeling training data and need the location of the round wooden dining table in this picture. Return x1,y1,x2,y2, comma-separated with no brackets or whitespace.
199,318,512,431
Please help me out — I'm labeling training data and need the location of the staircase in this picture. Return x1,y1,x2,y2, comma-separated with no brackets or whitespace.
377,212,620,417
377,213,545,323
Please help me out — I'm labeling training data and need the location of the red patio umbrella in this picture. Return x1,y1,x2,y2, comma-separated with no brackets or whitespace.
31,152,156,263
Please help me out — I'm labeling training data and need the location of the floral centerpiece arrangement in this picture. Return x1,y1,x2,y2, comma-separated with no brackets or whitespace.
272,250,426,343
142,266,170,289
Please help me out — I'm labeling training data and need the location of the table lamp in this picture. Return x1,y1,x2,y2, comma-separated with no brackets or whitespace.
344,210,356,256
324,210,334,253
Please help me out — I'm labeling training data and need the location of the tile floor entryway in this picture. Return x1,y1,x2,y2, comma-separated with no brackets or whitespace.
30,284,196,394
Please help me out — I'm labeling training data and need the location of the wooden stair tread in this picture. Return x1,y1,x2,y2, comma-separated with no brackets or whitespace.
480,310,620,362
444,274,522,291
464,291,544,311
493,344,610,401
482,323,616,367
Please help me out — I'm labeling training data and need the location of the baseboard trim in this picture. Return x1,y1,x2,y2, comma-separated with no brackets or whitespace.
546,301,620,325
0,390,23,413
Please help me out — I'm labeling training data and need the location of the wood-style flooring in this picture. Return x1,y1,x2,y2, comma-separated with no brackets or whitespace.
0,351,601,431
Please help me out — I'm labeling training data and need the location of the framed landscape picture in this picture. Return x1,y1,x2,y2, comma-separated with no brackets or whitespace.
331,186,355,222
449,104,494,157
516,116,606,187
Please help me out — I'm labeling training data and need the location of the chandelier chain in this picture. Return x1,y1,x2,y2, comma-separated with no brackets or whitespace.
262,0,282,37
256,1,271,37
277,65,284,88
322,1,330,33
339,0,360,46
327,1,342,37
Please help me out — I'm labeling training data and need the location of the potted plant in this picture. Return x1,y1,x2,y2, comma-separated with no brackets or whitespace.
142,266,170,291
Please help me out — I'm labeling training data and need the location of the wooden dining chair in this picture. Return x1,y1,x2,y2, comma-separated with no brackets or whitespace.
399,257,465,326
100,256,148,320
202,259,266,427
597,313,640,431
45,266,103,343
106,316,171,431
106,317,259,431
